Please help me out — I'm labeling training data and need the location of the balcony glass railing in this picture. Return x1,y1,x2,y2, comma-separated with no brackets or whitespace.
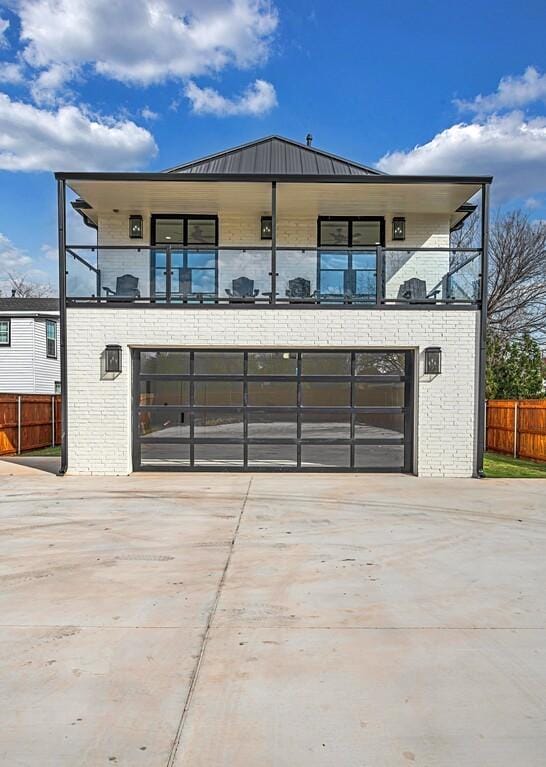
382,248,481,303
65,246,482,306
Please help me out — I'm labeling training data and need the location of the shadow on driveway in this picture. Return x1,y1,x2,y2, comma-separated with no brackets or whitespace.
0,455,60,475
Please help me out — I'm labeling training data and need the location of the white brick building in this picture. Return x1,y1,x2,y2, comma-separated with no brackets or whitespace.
56,136,491,477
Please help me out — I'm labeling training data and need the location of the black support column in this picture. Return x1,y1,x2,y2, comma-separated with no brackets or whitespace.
476,182,490,476
57,178,68,475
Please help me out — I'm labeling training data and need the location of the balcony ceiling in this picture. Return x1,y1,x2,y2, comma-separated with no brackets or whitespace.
68,179,480,227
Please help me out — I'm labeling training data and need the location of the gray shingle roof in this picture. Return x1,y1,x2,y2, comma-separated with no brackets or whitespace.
165,135,383,176
0,297,59,313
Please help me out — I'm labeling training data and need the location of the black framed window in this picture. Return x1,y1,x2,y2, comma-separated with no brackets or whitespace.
317,217,383,302
151,215,218,246
151,215,218,299
133,348,413,473
0,319,10,346
46,320,56,358
318,217,384,247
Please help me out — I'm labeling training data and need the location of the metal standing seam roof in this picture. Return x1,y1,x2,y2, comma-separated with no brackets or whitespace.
164,135,384,176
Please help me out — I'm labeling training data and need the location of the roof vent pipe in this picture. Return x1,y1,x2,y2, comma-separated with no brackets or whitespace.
11,289,16,297
306,133,313,147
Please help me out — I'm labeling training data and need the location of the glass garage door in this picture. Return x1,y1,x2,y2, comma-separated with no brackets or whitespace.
133,349,414,472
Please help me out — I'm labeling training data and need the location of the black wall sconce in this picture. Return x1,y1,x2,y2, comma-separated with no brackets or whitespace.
105,344,122,374
261,216,272,240
392,216,406,240
424,347,442,375
129,214,143,239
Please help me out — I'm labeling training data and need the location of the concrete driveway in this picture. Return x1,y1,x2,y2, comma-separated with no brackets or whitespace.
1,463,545,766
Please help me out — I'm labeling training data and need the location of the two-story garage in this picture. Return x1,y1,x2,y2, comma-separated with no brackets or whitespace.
56,135,491,477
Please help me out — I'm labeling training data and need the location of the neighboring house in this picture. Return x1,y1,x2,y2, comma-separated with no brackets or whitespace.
55,135,491,476
0,298,60,394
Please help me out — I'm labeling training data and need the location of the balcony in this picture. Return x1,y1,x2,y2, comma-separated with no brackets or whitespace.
66,245,482,307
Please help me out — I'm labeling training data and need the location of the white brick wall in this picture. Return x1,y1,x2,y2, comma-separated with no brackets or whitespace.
65,307,479,477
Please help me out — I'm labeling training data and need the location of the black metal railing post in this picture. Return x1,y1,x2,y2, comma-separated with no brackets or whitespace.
166,244,172,303
270,181,277,305
96,248,101,298
375,245,383,306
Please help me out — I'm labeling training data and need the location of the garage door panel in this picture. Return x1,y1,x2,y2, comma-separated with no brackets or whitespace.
141,442,191,467
194,411,244,438
247,411,298,438
133,349,414,472
248,444,298,467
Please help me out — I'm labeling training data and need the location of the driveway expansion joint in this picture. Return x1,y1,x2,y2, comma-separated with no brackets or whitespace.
165,476,253,767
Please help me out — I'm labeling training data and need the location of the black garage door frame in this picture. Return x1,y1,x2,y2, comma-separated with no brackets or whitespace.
132,348,415,472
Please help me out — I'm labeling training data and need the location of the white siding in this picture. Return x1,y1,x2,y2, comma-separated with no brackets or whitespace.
33,318,61,394
0,315,60,394
66,307,479,478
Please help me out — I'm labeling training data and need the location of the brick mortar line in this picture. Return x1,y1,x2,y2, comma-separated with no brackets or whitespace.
165,475,254,767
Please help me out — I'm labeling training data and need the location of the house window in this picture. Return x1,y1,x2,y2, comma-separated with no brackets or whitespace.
55,381,61,394
46,320,57,358
0,319,10,346
151,215,218,246
317,217,383,301
151,215,218,299
318,217,384,247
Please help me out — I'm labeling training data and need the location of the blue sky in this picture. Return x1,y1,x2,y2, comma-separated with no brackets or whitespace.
1,0,546,291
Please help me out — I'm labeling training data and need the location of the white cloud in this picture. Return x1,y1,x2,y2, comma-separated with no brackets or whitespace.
41,243,58,261
17,0,277,99
456,66,546,114
30,62,76,104
0,17,9,47
141,106,159,121
0,232,32,273
185,78,276,116
378,111,546,202
0,61,26,84
0,92,157,171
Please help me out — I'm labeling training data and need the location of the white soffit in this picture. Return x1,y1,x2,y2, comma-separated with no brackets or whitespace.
68,180,480,217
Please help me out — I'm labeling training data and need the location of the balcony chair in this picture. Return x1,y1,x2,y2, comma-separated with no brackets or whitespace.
397,277,427,302
225,276,259,301
286,277,312,300
103,273,140,300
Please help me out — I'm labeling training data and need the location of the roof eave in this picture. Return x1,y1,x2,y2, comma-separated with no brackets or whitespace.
56,171,493,184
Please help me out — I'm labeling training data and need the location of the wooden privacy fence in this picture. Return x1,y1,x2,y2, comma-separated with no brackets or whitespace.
487,399,546,462
0,394,61,456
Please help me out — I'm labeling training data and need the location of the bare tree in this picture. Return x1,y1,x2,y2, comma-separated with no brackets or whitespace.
452,210,546,337
488,212,546,337
450,209,481,250
5,273,54,298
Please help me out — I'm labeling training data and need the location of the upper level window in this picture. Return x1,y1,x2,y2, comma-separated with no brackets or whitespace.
46,320,57,358
151,215,218,246
318,217,384,247
0,319,10,346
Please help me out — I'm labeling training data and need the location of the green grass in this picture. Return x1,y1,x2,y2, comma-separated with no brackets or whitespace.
23,445,61,457
484,451,546,478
